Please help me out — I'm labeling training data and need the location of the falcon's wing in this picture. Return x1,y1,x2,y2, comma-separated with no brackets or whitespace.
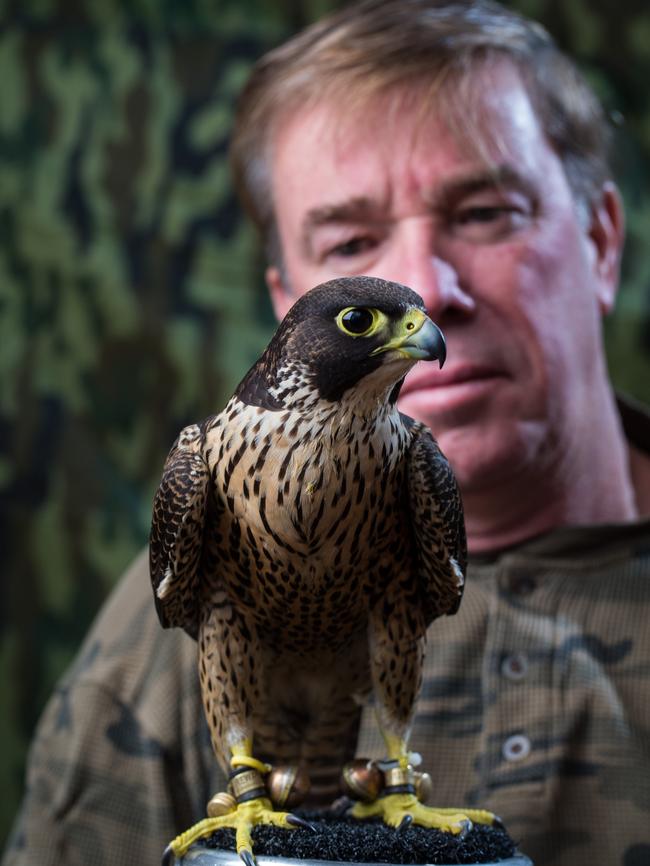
149,423,211,640
405,418,467,623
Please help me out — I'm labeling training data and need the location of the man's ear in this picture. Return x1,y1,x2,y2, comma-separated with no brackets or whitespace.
587,181,625,314
266,265,295,322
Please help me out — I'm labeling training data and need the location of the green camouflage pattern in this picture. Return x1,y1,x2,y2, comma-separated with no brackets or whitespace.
0,0,333,846
1,0,650,853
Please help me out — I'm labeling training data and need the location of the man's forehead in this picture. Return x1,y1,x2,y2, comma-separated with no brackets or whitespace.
271,60,546,199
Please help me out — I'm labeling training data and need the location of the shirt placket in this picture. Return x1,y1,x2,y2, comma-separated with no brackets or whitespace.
475,557,557,816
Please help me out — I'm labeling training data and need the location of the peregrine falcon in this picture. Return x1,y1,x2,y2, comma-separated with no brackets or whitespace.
149,276,494,864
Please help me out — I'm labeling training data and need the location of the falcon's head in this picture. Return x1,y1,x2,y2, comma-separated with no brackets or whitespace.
237,276,446,410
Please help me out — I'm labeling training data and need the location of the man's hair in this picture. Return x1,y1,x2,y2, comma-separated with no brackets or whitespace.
230,0,612,263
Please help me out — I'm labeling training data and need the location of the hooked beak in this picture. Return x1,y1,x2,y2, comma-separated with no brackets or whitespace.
371,308,446,368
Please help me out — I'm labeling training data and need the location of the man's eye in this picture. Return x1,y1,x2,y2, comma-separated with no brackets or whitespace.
456,206,515,224
329,237,375,257
450,204,529,240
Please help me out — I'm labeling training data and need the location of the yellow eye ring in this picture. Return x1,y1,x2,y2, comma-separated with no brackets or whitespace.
336,307,382,337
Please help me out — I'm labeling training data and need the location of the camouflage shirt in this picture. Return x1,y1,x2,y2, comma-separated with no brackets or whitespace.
4,401,650,866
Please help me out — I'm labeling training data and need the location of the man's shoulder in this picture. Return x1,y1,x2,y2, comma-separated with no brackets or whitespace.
30,548,204,773
59,549,196,708
4,553,212,866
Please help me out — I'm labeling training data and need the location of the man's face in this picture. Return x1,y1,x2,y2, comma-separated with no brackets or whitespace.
266,62,622,493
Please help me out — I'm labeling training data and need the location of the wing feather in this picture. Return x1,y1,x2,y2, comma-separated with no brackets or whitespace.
405,418,467,623
149,424,210,639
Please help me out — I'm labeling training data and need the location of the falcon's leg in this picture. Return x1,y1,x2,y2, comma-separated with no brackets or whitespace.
163,604,314,865
352,602,495,833
350,731,495,832
163,740,314,865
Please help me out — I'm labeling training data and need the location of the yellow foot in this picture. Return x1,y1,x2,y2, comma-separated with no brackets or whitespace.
351,792,496,836
162,797,315,865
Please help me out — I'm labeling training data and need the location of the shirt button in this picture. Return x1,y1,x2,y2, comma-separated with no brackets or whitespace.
501,652,529,681
502,734,531,762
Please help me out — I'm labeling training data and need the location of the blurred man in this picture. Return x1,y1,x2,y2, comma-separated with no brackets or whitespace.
4,2,650,865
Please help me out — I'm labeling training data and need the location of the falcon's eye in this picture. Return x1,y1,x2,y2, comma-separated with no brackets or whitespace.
336,307,380,337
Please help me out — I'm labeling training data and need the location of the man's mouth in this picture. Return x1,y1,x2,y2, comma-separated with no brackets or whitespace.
400,362,507,396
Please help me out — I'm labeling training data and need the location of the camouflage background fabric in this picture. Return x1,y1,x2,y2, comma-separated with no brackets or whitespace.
1,0,649,849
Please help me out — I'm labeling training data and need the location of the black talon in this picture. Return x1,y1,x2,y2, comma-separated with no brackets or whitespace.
287,814,318,832
458,818,473,841
161,845,176,866
239,849,256,866
397,815,413,832
330,795,353,818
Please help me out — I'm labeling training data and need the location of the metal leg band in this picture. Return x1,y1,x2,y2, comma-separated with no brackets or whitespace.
235,787,268,804
228,767,267,803
382,783,416,796
383,766,415,788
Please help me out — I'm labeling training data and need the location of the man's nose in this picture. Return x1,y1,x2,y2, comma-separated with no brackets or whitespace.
382,228,476,320
400,254,475,320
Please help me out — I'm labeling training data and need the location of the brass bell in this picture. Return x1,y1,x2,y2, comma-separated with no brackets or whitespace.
266,764,311,809
207,791,237,817
341,759,383,802
414,770,433,804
